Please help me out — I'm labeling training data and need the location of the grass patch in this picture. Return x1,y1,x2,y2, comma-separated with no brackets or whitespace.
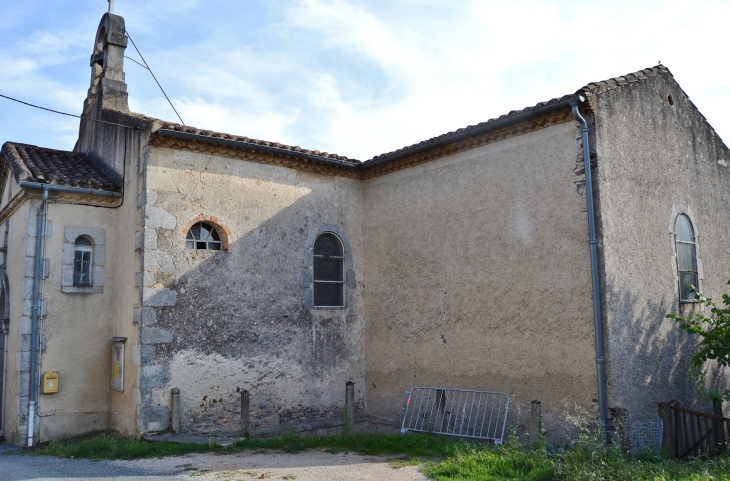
24,431,461,461
424,444,554,481
424,440,730,481
555,442,730,481
24,432,221,460
19,430,730,480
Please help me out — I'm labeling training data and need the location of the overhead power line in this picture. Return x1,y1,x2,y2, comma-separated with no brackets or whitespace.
124,30,186,126
124,56,149,70
0,93,141,130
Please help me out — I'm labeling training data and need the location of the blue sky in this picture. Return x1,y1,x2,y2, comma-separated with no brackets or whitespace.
1,0,728,160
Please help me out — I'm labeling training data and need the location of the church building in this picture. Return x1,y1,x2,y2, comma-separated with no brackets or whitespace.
1,13,729,447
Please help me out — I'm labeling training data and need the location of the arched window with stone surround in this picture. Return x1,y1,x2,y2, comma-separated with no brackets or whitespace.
313,233,345,307
675,214,698,302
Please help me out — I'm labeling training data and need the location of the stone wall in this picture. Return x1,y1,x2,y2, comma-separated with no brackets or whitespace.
137,145,365,434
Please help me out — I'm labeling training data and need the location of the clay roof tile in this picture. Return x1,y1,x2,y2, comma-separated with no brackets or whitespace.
1,142,119,191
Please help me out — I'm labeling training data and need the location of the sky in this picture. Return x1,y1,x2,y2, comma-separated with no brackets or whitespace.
0,0,728,161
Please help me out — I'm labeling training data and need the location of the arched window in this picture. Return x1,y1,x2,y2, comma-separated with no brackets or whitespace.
186,222,222,251
675,214,698,301
73,236,93,286
313,233,344,307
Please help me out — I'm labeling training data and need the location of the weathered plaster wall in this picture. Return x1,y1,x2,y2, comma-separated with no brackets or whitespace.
363,121,598,424
2,201,32,445
108,129,149,438
592,73,730,418
137,146,364,434
32,201,116,441
0,129,145,445
0,175,17,212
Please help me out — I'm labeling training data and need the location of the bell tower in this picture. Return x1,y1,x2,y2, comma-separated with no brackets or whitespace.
82,13,129,116
75,12,137,184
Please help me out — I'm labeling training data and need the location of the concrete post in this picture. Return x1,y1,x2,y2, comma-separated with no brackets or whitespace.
530,400,542,444
611,407,631,458
240,390,250,438
171,388,181,433
713,399,723,417
657,401,677,458
345,381,355,433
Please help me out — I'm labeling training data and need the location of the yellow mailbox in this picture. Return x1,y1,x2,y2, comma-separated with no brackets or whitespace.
42,372,59,394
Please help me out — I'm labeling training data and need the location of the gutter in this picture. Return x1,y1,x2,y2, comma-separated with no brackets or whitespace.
22,182,120,447
157,130,360,170
18,181,123,198
569,97,609,440
159,95,580,173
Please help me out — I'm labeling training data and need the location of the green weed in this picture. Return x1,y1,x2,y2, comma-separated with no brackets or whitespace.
26,430,461,461
19,430,730,480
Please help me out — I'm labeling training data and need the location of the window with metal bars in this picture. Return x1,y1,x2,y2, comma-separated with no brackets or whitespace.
186,222,222,251
675,214,698,302
73,236,93,286
313,233,344,307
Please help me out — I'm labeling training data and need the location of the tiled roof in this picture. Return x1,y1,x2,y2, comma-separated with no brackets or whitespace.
153,64,671,168
365,94,577,164
160,123,361,164
1,142,120,191
366,65,671,164
578,65,670,97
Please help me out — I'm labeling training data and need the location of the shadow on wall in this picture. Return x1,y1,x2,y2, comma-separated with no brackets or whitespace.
509,279,717,449
603,277,717,418
139,185,364,436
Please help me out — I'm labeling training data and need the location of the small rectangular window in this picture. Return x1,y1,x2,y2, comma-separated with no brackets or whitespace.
73,250,91,286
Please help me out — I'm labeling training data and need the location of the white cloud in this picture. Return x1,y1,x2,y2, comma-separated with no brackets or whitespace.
1,0,728,157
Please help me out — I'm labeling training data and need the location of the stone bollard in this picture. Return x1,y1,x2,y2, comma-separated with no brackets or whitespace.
530,400,542,444
345,381,355,433
240,390,250,438
171,388,181,434
610,407,631,458
657,401,677,458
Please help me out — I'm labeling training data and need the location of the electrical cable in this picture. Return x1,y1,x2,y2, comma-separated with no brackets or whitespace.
0,93,141,130
124,55,149,70
124,30,185,126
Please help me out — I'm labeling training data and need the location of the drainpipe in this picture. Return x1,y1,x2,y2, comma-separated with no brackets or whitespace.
1,320,7,436
21,182,122,446
27,187,49,447
570,97,608,440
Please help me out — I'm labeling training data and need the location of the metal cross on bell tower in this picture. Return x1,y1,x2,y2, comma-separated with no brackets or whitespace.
108,0,115,13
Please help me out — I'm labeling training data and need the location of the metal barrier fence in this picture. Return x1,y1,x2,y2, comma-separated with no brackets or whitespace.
401,387,510,444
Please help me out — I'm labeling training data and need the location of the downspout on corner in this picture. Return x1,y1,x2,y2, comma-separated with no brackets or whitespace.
27,186,49,447
570,97,608,441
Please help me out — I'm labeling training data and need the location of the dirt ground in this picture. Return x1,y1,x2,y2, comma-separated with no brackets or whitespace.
120,450,430,481
1,440,429,481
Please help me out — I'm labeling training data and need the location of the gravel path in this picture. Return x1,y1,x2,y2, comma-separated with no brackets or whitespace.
0,443,428,481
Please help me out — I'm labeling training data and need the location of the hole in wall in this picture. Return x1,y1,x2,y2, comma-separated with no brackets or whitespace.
668,95,674,106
